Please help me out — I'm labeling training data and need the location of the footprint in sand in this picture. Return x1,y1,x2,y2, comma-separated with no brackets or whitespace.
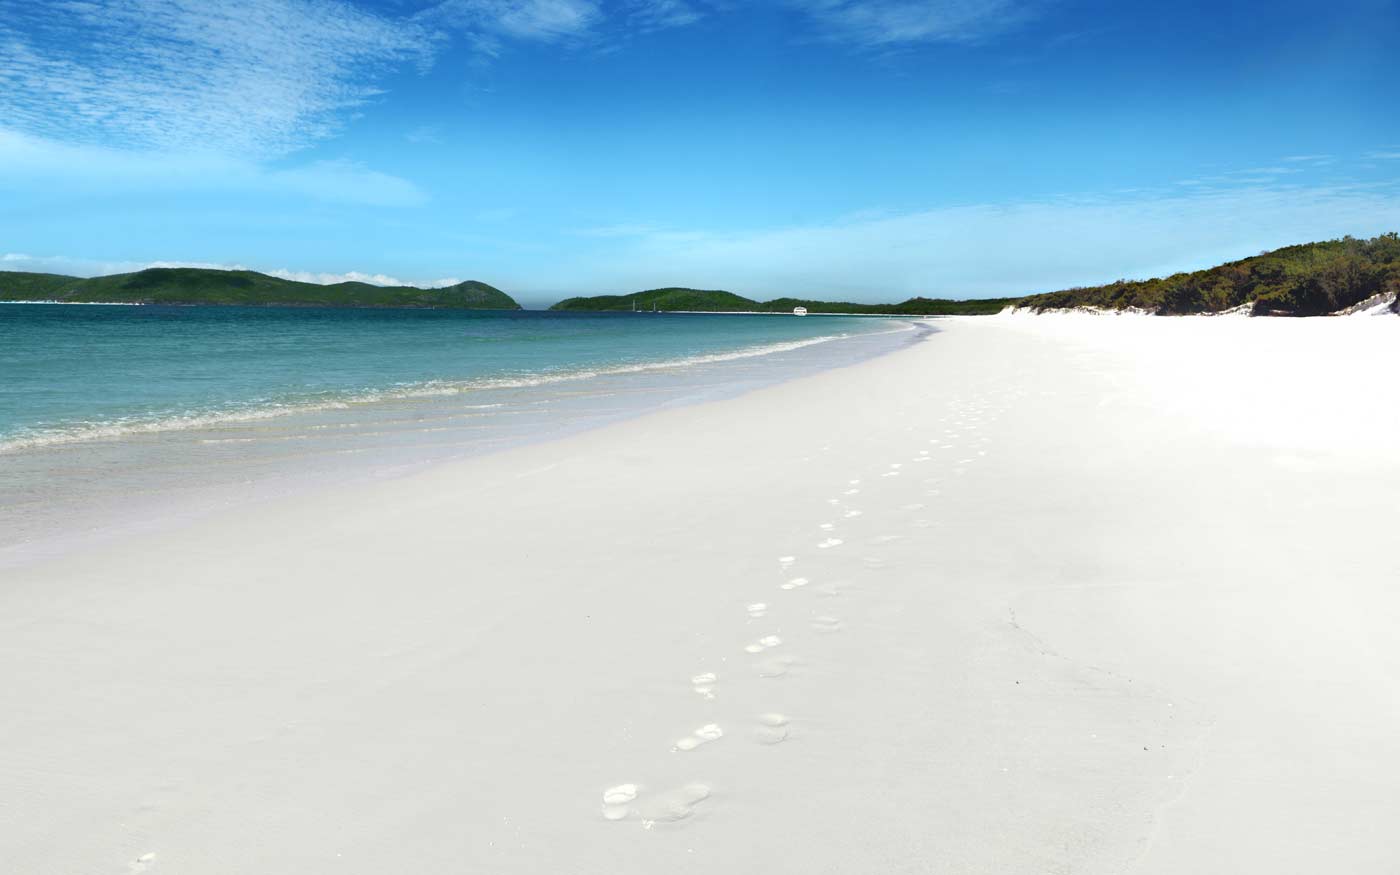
869,534,904,544
881,471,900,478
843,509,863,519
816,538,843,549
602,783,639,821
754,713,790,745
810,615,842,633
843,488,861,496
756,655,795,678
747,602,768,618
911,518,936,528
780,576,809,591
818,522,835,531
862,556,889,570
691,672,717,699
673,723,724,752
638,782,712,828
745,634,783,653
129,853,157,873
778,555,797,569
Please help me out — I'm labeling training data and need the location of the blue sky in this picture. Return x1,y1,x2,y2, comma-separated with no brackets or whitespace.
2,0,1399,307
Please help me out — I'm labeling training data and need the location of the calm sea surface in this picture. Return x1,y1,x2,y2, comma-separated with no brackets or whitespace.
0,304,923,555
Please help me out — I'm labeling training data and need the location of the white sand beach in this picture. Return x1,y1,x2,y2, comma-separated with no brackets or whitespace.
3,315,1398,874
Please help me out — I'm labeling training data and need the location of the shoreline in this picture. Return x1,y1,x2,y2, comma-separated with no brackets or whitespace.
2,315,1397,873
0,319,922,567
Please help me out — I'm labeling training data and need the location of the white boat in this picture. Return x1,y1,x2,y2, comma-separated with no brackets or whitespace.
792,306,808,316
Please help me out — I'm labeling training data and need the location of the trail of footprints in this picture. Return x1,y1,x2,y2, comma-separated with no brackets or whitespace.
600,392,1016,828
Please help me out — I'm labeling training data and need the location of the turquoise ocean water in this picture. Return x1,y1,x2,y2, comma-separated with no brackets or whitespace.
0,304,922,554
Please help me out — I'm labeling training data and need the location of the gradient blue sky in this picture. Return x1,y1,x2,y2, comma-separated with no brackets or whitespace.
3,0,1399,307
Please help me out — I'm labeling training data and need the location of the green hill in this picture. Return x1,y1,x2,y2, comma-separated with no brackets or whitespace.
1020,234,1400,316
550,287,758,312
550,287,1013,315
0,267,520,310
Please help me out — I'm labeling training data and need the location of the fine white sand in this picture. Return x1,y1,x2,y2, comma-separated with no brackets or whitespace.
2,315,1397,874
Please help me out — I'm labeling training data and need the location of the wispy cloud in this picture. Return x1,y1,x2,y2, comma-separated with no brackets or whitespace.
624,0,706,31
419,0,601,53
1365,150,1400,160
0,0,432,157
788,0,1035,47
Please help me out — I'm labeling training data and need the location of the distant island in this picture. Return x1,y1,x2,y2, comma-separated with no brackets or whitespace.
5,235,1396,317
0,267,521,310
550,288,1016,315
1019,234,1400,316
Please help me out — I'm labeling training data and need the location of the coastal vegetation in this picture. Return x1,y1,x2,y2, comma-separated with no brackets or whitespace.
0,267,521,309
549,287,1016,315
1020,234,1400,316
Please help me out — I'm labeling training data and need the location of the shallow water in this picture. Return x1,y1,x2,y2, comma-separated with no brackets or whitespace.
0,304,925,553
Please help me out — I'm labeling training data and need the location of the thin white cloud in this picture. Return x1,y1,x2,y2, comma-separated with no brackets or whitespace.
0,253,463,288
0,0,432,157
0,129,427,207
1365,151,1400,160
542,182,1400,299
263,268,464,287
789,0,1034,47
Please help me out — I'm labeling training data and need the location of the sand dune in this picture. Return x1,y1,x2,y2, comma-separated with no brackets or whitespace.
2,315,1397,874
